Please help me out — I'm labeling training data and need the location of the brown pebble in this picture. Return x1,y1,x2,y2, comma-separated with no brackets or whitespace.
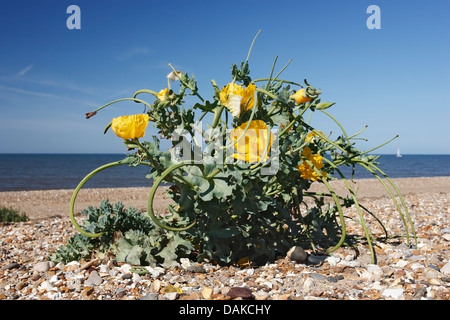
31,271,41,281
82,286,94,297
227,286,254,300
16,282,26,290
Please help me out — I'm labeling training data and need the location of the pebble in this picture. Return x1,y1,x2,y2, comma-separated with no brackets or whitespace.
382,288,404,299
307,255,327,265
3,262,20,270
286,246,307,263
227,287,254,300
0,191,449,300
34,261,54,272
440,262,450,275
85,271,103,286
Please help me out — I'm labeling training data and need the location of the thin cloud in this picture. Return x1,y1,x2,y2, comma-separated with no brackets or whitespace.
17,64,33,77
117,47,153,61
0,84,96,106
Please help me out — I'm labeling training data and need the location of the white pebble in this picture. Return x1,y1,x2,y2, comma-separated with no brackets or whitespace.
382,288,404,299
440,262,450,275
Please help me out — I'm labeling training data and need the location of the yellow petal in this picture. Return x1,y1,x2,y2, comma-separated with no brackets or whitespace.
230,120,273,163
111,114,149,140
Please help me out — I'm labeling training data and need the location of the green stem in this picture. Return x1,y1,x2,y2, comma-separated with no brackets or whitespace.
319,109,349,141
266,55,278,88
356,160,416,246
147,162,198,232
360,135,400,156
133,89,159,99
245,29,262,63
302,159,347,254
271,59,293,84
255,88,278,101
253,78,303,87
325,160,377,263
90,97,153,114
69,160,152,238
348,125,368,140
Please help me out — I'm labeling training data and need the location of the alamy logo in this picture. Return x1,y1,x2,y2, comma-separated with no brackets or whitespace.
66,5,81,30
367,5,381,30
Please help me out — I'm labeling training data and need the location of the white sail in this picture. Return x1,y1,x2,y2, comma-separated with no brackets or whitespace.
396,149,402,157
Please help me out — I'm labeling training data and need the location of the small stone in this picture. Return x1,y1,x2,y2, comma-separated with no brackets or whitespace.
140,293,159,300
118,264,132,274
64,261,80,272
186,265,207,273
34,261,55,272
307,255,327,265
201,287,213,300
169,275,185,284
31,271,41,281
3,262,20,270
254,291,270,300
326,256,340,266
80,259,99,270
85,271,103,286
39,281,55,292
82,286,94,297
132,273,141,283
227,287,254,300
412,287,427,300
180,258,192,269
151,279,161,293
121,273,132,280
338,260,360,268
286,246,307,263
164,292,178,300
425,268,441,280
116,288,127,298
382,288,404,299
440,262,450,275
310,273,328,281
145,266,165,278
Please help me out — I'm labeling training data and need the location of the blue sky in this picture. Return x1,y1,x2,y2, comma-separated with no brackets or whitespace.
0,0,449,154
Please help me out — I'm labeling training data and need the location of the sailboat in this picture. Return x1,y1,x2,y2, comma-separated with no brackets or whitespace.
396,149,402,158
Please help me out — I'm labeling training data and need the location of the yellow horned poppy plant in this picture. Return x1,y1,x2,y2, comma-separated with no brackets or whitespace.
111,114,149,140
230,120,273,163
219,82,256,117
71,32,415,268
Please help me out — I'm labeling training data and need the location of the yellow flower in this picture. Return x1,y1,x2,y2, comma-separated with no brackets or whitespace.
230,120,273,163
111,114,150,140
297,147,327,181
290,89,312,104
219,82,256,117
157,88,169,101
306,131,324,143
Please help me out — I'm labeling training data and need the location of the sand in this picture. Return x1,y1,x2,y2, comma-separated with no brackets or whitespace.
0,176,449,220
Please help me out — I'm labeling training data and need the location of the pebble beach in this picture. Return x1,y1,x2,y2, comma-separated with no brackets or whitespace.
1,177,449,301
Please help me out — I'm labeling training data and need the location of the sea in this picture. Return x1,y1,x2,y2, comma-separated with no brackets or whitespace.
0,153,449,192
